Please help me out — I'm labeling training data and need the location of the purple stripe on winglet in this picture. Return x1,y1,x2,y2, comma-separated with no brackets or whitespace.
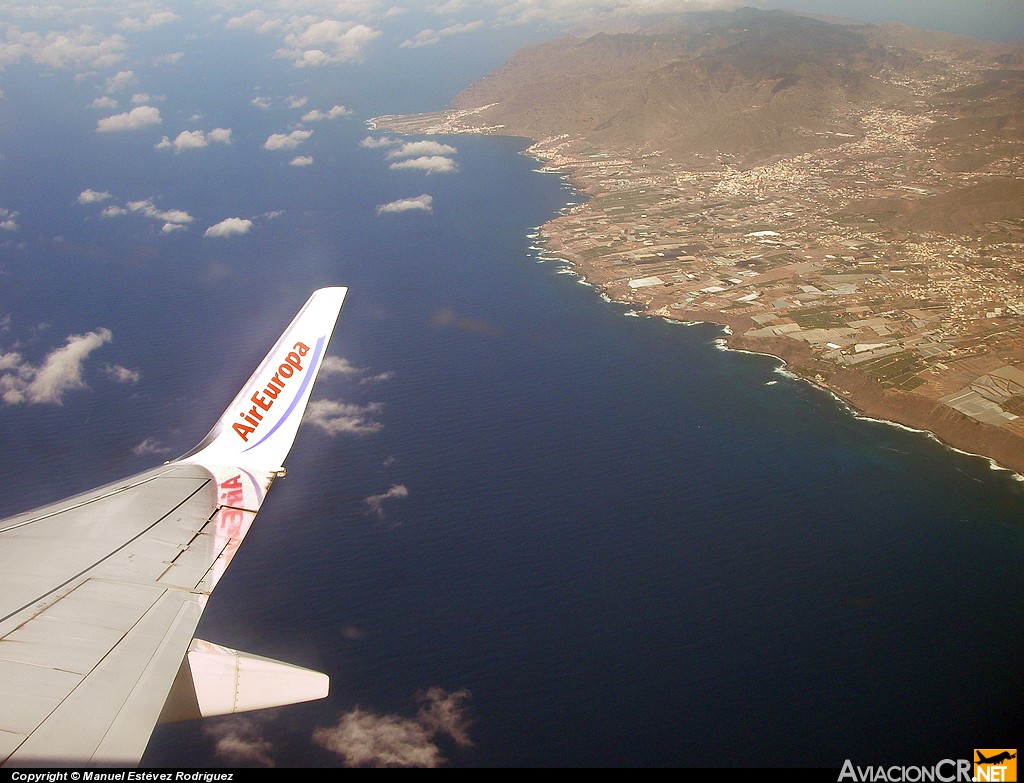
242,336,325,453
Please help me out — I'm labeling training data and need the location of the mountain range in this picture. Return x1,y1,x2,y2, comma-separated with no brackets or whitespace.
450,7,1024,167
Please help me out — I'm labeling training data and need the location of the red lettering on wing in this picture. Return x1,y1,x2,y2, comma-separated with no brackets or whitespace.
233,340,313,441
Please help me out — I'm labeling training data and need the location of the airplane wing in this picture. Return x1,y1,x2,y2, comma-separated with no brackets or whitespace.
0,287,348,767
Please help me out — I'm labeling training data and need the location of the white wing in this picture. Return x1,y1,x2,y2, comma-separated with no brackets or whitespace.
0,287,347,767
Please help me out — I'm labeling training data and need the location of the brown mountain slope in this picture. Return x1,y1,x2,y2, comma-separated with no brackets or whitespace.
450,7,1017,166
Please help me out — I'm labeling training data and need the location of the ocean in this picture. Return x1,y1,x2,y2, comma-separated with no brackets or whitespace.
0,20,1022,769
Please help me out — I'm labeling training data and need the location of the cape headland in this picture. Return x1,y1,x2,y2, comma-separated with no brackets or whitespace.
373,7,1024,473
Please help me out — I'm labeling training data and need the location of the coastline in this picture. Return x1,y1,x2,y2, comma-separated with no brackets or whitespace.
531,224,1024,476
569,259,1024,475
515,142,1024,477
669,306,1024,476
369,115,1024,477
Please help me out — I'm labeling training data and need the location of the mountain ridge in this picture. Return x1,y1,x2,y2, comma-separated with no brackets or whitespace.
448,7,1023,167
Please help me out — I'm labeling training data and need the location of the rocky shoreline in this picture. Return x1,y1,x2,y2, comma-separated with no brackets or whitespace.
671,308,1024,475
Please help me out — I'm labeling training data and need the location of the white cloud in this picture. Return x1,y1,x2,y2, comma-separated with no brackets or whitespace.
264,129,312,150
132,436,170,456
205,717,275,768
0,351,20,371
105,363,140,383
387,141,457,159
225,11,266,30
104,70,136,94
0,328,112,406
399,29,440,48
388,156,457,174
252,96,272,110
441,20,485,36
118,11,180,33
0,27,127,71
492,0,714,27
155,128,232,152
360,135,398,148
204,218,253,238
319,355,393,386
0,209,18,232
313,688,472,768
91,96,118,109
376,195,433,215
290,155,314,166
276,20,380,67
399,20,483,48
364,483,408,520
314,708,437,768
321,356,362,375
126,199,191,225
301,104,352,121
27,329,112,404
97,197,193,232
433,0,470,14
293,49,332,67
226,11,284,35
415,687,474,748
304,399,383,436
77,189,111,204
130,93,154,104
155,130,203,151
96,105,161,132
359,371,395,385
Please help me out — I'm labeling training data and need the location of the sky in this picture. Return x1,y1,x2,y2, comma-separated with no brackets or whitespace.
0,0,1022,769
0,0,1020,83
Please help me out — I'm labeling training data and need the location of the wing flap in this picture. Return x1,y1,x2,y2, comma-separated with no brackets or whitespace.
43,579,165,630
7,592,203,766
0,731,23,763
91,596,204,766
2,616,132,674
0,660,80,737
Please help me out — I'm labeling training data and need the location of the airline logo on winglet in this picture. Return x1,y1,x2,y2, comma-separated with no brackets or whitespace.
233,340,312,442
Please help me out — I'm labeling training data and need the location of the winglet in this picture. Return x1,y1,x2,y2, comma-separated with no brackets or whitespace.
181,287,347,471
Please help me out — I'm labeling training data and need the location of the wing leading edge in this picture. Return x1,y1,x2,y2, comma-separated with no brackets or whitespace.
0,287,347,767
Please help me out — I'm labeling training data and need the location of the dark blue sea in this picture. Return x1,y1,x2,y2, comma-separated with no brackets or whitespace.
0,19,1022,768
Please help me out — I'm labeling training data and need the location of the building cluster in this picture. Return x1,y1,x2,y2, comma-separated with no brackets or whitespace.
527,85,1024,435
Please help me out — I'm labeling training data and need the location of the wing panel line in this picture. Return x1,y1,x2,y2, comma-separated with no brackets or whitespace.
0,480,213,626
0,469,185,535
